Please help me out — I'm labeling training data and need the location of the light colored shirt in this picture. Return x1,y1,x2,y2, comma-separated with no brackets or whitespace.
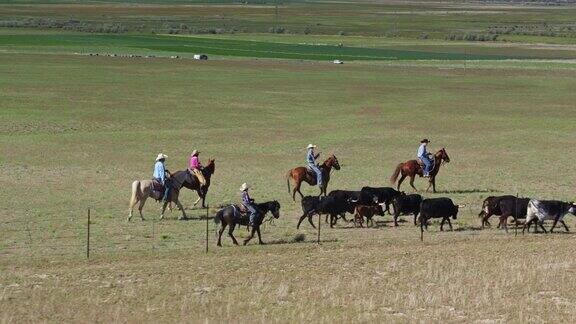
307,149,319,166
241,191,252,206
189,156,201,169
417,144,428,159
153,161,166,184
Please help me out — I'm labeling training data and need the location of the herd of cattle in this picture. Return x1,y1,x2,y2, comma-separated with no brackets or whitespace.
295,187,576,237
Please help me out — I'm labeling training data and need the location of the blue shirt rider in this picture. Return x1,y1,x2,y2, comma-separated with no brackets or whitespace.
417,139,432,177
240,183,259,226
306,144,323,187
153,153,171,201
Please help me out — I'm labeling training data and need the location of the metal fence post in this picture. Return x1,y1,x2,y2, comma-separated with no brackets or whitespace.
205,205,209,253
86,208,90,259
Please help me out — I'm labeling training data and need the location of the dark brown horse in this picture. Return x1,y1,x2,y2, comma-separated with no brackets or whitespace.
182,159,215,209
286,154,341,201
389,148,450,193
214,201,281,246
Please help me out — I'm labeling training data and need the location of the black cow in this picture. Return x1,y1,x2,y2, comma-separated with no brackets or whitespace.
419,198,459,237
359,187,402,214
327,190,361,224
479,195,530,232
297,195,353,229
391,193,422,226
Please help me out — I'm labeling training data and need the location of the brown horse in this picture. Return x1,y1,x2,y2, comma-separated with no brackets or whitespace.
389,148,450,193
286,154,341,201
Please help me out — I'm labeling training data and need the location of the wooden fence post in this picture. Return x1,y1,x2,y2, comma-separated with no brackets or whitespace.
86,208,90,259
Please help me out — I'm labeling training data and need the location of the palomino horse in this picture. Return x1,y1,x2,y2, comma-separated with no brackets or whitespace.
214,201,281,246
286,154,341,201
389,148,450,193
128,170,195,221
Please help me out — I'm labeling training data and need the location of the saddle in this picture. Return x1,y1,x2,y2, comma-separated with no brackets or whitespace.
151,179,165,201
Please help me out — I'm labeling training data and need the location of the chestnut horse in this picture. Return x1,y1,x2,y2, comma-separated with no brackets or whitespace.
286,154,341,201
389,148,450,193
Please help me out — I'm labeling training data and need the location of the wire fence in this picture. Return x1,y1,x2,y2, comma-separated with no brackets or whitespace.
0,206,218,260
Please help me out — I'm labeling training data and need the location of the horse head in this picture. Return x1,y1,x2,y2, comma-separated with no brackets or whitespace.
326,154,341,170
437,148,450,164
202,159,216,177
269,200,281,219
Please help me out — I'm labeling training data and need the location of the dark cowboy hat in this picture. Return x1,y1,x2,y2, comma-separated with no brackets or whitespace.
420,139,430,143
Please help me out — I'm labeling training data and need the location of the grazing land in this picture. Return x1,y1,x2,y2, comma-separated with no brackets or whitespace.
1,0,576,322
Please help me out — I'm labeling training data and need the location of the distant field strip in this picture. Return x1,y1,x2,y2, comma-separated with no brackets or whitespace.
0,33,529,60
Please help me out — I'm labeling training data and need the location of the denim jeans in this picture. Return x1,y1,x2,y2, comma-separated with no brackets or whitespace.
246,204,259,225
162,179,172,202
421,156,432,175
309,164,323,186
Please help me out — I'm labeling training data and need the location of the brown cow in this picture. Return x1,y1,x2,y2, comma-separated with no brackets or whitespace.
353,204,385,227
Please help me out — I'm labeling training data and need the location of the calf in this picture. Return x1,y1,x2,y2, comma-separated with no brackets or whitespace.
353,204,385,227
523,199,576,234
359,187,402,214
391,193,422,226
419,198,459,237
297,195,353,229
479,195,530,232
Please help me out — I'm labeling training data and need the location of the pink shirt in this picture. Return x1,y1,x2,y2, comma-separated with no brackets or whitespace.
189,156,201,169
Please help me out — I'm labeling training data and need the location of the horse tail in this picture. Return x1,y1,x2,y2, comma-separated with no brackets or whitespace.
390,163,403,184
129,180,140,208
286,170,292,194
214,208,223,224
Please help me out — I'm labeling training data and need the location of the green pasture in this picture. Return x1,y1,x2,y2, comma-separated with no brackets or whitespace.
1,40,576,320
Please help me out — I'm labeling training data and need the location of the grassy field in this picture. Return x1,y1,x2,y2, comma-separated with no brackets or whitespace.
1,0,576,322
1,49,576,322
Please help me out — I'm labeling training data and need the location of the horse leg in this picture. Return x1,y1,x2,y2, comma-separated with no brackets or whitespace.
256,227,264,244
138,198,146,221
397,174,407,191
159,201,169,220
409,176,418,192
244,226,256,245
175,199,187,220
429,177,437,193
217,223,227,247
440,217,445,231
128,197,138,222
228,224,239,245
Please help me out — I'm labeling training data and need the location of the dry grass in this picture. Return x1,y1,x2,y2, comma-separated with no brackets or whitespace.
1,53,576,322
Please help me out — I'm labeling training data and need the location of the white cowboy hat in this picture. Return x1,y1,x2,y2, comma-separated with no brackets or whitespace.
239,183,250,191
191,150,199,156
307,144,317,149
155,153,168,161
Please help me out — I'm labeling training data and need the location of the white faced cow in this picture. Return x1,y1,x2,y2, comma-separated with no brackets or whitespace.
523,199,576,234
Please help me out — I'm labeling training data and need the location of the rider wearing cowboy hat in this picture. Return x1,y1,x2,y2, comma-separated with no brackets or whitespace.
153,153,171,201
188,149,206,186
306,144,322,187
417,139,432,177
240,183,259,226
